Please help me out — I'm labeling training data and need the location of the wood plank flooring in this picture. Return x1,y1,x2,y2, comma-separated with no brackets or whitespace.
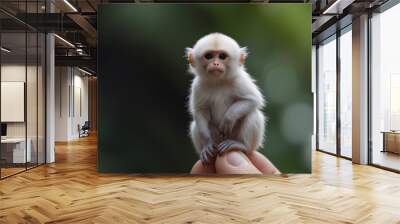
1,135,400,223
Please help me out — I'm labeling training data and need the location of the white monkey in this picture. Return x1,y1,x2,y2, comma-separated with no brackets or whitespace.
186,33,266,164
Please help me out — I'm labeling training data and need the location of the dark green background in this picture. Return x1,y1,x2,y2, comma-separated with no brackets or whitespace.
98,4,312,173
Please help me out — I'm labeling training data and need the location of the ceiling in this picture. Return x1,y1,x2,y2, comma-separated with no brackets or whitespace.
0,0,394,72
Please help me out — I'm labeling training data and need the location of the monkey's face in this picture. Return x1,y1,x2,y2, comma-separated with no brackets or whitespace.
186,33,248,78
201,50,228,77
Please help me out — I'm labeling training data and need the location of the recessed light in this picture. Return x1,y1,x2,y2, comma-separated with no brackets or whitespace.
63,0,78,12
54,34,75,48
78,67,93,76
322,0,354,15
1,47,11,53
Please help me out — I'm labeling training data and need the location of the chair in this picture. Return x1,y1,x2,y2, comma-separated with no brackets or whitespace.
79,121,90,138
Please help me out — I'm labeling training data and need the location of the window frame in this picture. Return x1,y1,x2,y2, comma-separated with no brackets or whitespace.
315,24,353,161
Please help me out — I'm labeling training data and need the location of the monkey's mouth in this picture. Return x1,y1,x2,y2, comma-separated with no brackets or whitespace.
207,68,224,76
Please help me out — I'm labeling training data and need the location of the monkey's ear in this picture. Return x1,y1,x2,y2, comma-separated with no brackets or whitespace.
185,47,194,66
240,47,248,65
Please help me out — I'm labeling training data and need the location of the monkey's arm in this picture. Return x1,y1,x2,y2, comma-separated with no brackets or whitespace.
220,96,260,136
194,109,220,164
194,109,212,142
220,74,265,136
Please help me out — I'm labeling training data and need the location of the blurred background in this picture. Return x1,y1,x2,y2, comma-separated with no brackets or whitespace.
98,4,312,173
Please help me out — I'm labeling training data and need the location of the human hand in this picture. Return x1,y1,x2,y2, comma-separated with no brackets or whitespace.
191,150,280,174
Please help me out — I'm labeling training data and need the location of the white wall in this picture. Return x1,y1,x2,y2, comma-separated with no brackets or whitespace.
1,65,26,139
1,63,46,163
55,66,70,141
55,66,89,141
72,73,89,138
1,82,25,122
1,65,40,138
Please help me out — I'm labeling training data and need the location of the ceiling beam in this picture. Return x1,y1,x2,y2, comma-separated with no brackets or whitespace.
322,0,356,14
55,55,96,71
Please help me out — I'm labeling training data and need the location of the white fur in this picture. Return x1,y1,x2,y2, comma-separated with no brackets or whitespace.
187,33,266,155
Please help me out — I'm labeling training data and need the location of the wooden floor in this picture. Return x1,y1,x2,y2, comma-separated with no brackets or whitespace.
1,135,400,223
1,167,26,178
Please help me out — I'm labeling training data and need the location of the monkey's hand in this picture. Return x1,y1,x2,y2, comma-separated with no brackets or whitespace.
218,139,247,155
200,142,217,165
219,115,236,138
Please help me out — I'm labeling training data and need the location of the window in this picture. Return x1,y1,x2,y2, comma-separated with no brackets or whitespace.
339,28,352,158
370,3,400,171
317,35,337,154
0,2,47,179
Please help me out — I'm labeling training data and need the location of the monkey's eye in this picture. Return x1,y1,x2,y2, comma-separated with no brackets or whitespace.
219,53,227,60
204,53,213,60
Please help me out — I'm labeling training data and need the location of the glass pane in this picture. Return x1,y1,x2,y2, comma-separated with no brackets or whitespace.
371,4,400,171
0,1,46,179
318,36,337,154
340,29,352,158
1,31,27,177
312,46,317,150
38,33,45,165
27,31,38,169
26,0,38,169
